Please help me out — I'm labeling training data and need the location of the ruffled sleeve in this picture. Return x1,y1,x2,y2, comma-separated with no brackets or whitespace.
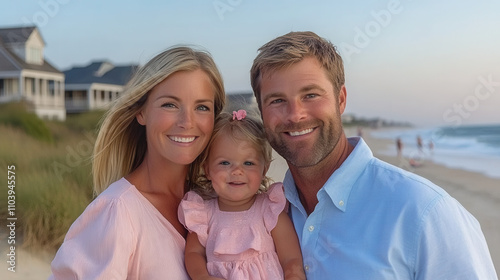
178,191,210,247
262,182,287,232
49,195,135,279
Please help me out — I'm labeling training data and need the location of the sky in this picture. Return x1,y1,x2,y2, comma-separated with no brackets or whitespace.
1,0,500,127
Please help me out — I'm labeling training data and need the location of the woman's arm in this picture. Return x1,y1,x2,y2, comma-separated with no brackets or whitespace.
271,211,306,280
185,232,224,280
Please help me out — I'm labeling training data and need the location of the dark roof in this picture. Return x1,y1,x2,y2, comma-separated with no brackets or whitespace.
0,44,19,71
0,42,61,74
64,61,138,85
0,25,60,74
0,26,39,44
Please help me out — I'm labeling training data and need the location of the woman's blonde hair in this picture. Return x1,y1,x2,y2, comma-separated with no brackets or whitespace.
192,110,273,198
92,46,225,195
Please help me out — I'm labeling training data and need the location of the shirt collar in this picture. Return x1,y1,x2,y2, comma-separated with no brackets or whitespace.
283,169,307,216
283,137,373,213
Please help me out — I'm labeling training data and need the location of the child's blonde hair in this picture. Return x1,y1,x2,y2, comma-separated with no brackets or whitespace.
193,110,273,198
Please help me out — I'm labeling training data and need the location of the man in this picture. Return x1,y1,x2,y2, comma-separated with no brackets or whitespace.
250,31,497,279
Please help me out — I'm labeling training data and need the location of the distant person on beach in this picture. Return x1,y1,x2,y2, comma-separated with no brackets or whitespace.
250,31,497,279
396,137,403,159
428,140,434,155
49,46,226,279
178,110,305,280
417,135,423,152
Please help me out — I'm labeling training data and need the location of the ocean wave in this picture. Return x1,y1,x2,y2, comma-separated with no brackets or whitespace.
369,124,500,179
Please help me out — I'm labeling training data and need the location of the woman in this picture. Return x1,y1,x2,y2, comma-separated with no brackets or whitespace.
49,46,225,279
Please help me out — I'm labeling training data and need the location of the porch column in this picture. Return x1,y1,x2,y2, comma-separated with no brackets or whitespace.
18,74,23,99
40,78,46,106
88,88,93,110
59,80,64,107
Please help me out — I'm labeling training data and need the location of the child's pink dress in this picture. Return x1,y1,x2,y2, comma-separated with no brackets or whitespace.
178,183,286,280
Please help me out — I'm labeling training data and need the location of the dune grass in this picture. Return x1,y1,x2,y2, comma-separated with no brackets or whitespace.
0,103,104,252
0,102,54,143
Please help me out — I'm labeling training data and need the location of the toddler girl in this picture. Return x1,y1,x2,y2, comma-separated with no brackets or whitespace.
178,110,306,280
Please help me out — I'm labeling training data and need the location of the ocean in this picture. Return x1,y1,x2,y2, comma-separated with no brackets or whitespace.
370,124,500,179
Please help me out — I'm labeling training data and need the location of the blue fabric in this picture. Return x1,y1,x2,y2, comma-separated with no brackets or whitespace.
284,137,497,280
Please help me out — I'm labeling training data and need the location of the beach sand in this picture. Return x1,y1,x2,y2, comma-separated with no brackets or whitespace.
0,245,53,280
2,127,499,279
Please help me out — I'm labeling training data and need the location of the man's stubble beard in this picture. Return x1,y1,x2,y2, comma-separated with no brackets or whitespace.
266,117,342,168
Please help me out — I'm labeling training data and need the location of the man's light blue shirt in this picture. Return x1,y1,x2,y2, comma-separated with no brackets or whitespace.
284,137,497,279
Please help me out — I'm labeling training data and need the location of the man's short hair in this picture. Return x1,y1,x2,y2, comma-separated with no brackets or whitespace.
250,31,345,110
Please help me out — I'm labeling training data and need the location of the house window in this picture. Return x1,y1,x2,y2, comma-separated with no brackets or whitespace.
0,79,4,96
101,91,105,101
49,80,55,96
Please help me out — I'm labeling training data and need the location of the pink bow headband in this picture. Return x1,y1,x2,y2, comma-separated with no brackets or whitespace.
232,109,247,120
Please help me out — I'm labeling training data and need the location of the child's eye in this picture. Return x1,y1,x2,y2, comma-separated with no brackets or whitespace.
219,161,230,166
244,161,255,166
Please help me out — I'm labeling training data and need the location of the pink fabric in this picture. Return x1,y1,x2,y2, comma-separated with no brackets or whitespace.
178,183,286,280
49,178,189,280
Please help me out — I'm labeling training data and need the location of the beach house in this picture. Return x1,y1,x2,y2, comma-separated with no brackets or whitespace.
64,61,137,113
0,25,65,120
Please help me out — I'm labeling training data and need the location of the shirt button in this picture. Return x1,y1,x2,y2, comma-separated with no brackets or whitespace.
339,200,345,206
304,264,309,271
308,225,314,232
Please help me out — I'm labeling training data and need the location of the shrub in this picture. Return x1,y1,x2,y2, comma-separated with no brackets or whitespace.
0,102,53,143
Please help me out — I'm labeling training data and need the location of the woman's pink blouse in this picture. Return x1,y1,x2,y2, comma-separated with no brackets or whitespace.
49,178,189,280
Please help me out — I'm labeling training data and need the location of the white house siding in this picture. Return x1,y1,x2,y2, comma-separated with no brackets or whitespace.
24,29,44,65
22,69,65,121
89,83,123,110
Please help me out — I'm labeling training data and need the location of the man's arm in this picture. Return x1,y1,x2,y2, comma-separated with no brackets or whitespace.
414,196,497,279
